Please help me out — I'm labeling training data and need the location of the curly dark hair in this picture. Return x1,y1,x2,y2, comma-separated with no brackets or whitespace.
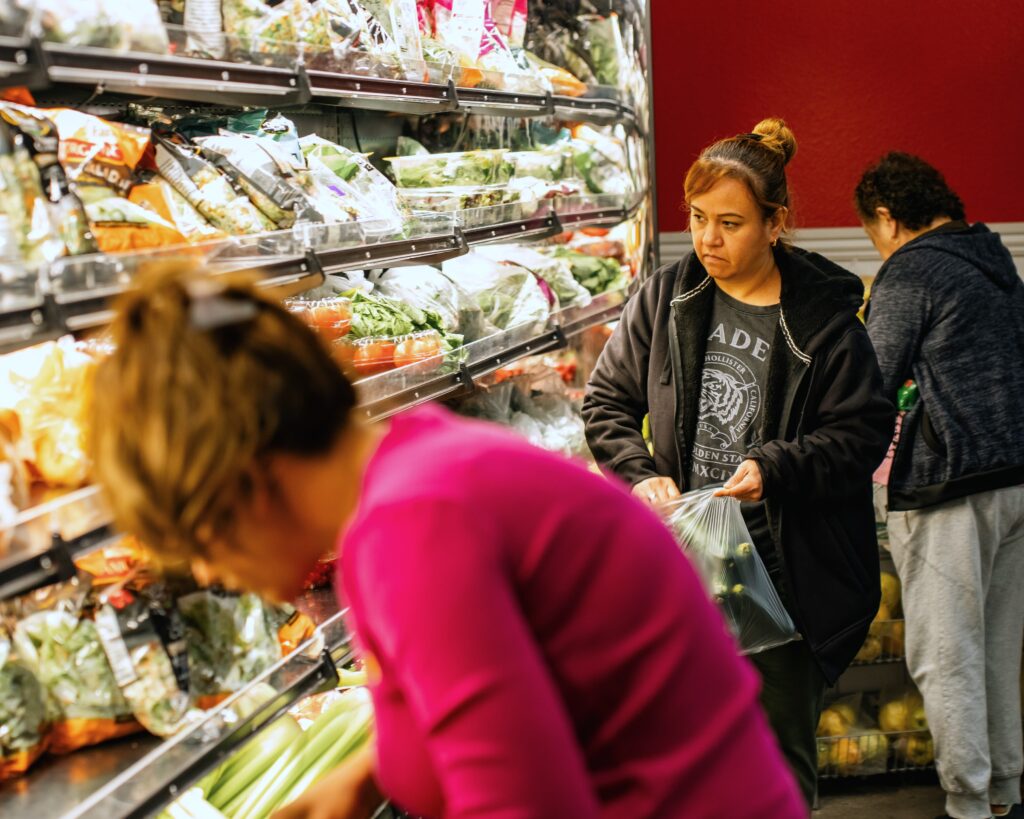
854,152,966,231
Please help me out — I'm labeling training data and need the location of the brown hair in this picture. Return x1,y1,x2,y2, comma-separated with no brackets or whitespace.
89,262,356,560
684,117,798,227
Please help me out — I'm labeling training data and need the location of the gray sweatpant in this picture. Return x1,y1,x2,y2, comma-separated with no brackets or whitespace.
887,486,1024,819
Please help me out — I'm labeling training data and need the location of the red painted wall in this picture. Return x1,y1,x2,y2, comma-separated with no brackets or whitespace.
650,1,1024,230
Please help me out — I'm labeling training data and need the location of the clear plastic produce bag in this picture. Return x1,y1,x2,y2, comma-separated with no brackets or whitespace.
665,487,796,655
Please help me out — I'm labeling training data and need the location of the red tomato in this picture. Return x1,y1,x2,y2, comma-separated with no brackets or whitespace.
393,333,443,371
308,301,352,342
579,227,610,237
352,339,396,376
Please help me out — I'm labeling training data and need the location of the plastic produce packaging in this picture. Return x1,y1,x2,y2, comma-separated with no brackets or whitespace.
47,108,190,252
301,0,408,77
398,183,518,213
517,49,586,96
0,105,96,263
9,341,97,488
386,149,512,188
578,13,627,86
0,634,49,780
475,243,590,309
222,0,300,64
289,297,353,343
11,586,141,754
541,245,626,295
442,251,550,331
300,135,408,232
194,133,324,229
128,176,226,245
154,138,274,236
177,591,283,708
506,146,572,182
348,329,443,376
373,265,489,340
665,487,797,655
23,0,170,54
95,584,198,738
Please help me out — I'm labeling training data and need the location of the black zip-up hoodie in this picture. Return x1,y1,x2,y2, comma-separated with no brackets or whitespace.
865,222,1024,510
583,246,895,684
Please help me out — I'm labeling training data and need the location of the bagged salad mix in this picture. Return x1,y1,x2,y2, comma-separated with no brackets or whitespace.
474,243,590,309
442,250,551,331
0,632,49,780
154,137,275,236
10,581,141,754
0,105,96,264
94,581,199,738
373,264,489,340
177,590,283,708
23,0,170,54
300,135,409,232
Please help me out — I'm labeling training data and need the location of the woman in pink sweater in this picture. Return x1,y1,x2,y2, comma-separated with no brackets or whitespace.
90,266,805,819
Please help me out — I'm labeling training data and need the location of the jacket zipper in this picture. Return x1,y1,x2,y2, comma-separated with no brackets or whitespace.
668,306,686,487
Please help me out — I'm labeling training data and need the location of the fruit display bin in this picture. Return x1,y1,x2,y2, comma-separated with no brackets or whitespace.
818,728,935,779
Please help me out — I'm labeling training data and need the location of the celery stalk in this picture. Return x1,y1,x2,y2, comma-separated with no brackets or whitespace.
244,700,370,818
271,706,373,812
209,716,302,810
222,742,304,819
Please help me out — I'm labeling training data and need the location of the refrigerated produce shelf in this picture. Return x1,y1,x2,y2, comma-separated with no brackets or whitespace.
0,593,351,819
39,42,308,107
0,194,642,355
17,36,639,126
356,288,627,421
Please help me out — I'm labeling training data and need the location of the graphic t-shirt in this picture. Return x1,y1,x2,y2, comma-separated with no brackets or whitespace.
688,289,779,489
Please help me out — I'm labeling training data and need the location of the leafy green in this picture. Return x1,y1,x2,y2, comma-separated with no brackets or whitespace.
387,150,512,188
178,593,282,698
12,612,132,721
545,247,626,295
0,641,48,756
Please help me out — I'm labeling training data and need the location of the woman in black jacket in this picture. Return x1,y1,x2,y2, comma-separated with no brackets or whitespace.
583,118,895,807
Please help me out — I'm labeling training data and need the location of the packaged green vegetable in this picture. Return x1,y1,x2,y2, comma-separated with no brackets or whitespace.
178,591,282,708
154,138,274,236
542,246,626,295
26,0,170,54
223,0,301,64
0,106,96,263
195,133,324,229
475,244,590,309
300,135,408,232
95,584,200,738
0,635,49,781
443,251,552,331
386,149,512,188
12,596,141,754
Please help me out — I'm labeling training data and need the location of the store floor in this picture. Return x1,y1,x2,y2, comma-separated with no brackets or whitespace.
817,773,1024,818
816,773,944,818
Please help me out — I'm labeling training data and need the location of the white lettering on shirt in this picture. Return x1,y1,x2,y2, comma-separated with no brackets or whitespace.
752,336,771,362
709,323,727,343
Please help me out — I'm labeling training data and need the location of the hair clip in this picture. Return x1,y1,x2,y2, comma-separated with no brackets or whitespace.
185,280,258,330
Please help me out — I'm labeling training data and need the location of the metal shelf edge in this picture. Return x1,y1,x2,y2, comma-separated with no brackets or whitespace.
70,609,352,819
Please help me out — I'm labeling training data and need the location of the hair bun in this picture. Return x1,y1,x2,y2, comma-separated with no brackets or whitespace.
752,117,797,166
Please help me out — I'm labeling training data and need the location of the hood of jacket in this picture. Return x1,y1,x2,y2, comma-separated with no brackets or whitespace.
673,244,866,356
890,222,1019,291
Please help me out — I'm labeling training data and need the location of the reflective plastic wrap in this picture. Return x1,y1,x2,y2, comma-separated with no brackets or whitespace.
664,487,797,655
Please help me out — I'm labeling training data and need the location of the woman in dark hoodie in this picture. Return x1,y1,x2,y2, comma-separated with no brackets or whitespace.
858,153,1024,819
583,118,895,808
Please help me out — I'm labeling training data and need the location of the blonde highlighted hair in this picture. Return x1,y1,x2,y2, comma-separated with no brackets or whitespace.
684,117,798,230
89,262,355,560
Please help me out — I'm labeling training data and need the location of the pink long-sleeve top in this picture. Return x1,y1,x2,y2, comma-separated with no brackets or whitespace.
338,405,804,818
